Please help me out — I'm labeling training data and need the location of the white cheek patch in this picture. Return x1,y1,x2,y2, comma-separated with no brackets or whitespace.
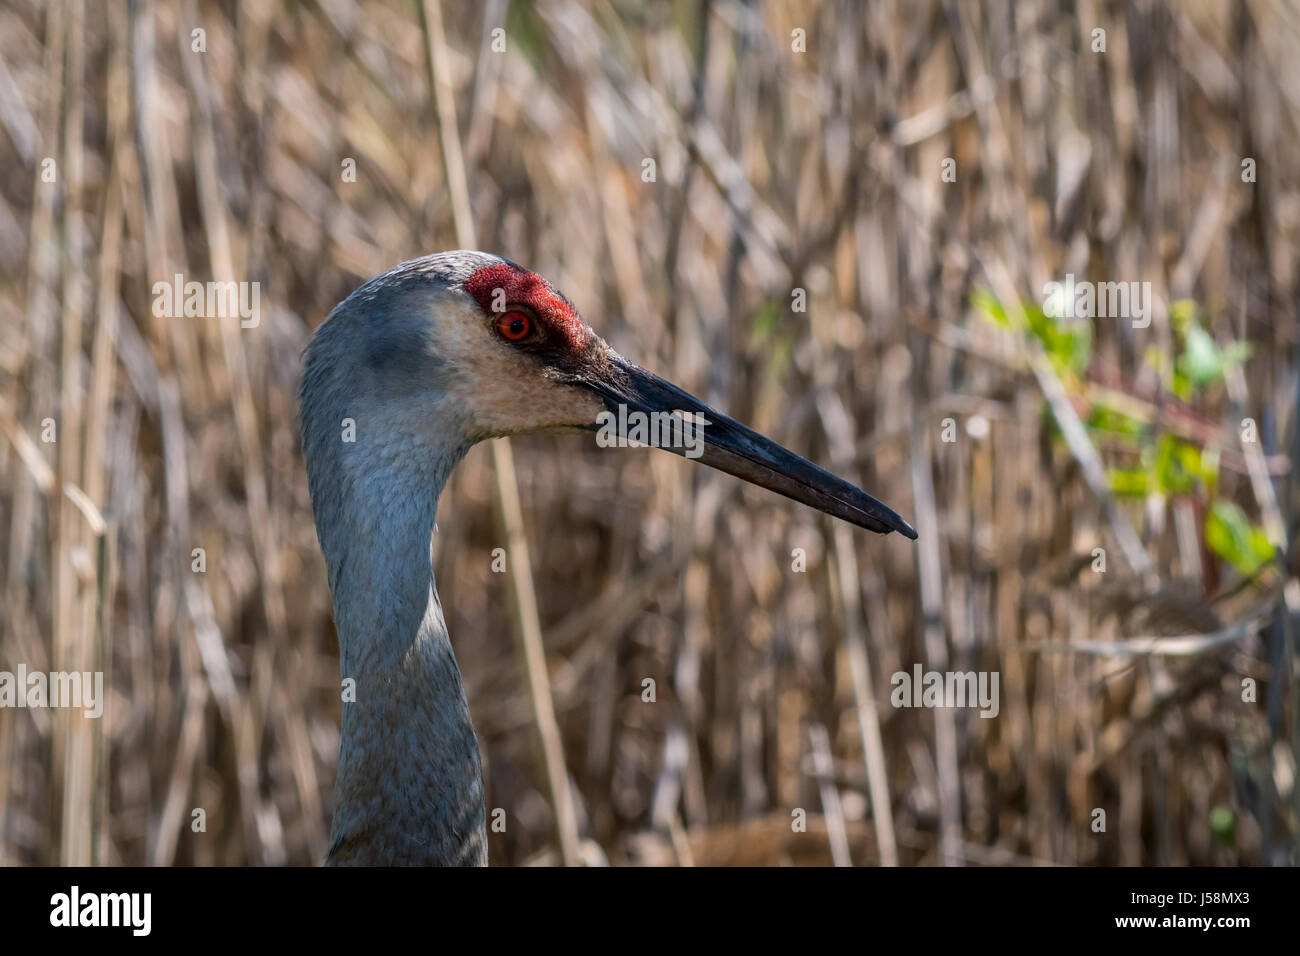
426,295,604,436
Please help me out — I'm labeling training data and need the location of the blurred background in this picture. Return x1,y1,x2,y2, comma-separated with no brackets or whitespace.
1,0,1298,866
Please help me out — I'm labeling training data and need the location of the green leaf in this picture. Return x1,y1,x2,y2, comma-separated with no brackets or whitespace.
1086,402,1146,440
972,290,1091,376
1154,436,1204,495
1174,319,1251,393
971,289,1011,328
750,300,781,344
1198,447,1220,494
1169,299,1199,335
1206,500,1275,576
1209,805,1236,846
1107,468,1149,497
505,1,548,68
1142,345,1167,372
1181,325,1225,385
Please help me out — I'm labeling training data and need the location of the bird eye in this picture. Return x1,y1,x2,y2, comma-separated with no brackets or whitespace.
496,311,532,342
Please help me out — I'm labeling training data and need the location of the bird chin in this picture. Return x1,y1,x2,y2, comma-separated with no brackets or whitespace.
475,422,597,442
545,423,601,436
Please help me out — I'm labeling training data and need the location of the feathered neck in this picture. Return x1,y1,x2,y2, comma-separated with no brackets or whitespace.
302,349,487,866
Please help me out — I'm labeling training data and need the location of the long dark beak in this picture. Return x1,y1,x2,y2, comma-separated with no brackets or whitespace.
577,356,917,538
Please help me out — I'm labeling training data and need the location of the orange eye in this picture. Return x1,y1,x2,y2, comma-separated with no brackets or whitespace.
497,311,532,341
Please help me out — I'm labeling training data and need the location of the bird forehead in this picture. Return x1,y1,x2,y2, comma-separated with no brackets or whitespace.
463,263,589,351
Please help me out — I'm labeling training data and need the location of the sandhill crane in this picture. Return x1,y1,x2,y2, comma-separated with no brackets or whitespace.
301,251,916,865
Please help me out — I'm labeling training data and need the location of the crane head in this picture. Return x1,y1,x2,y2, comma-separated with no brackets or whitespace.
308,251,917,539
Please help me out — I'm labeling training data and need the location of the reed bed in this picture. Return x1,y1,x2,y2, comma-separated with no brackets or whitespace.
0,0,1297,865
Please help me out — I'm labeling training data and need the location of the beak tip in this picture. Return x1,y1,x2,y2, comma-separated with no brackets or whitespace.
872,512,917,539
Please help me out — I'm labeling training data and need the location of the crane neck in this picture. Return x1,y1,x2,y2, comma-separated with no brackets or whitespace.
309,425,488,866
